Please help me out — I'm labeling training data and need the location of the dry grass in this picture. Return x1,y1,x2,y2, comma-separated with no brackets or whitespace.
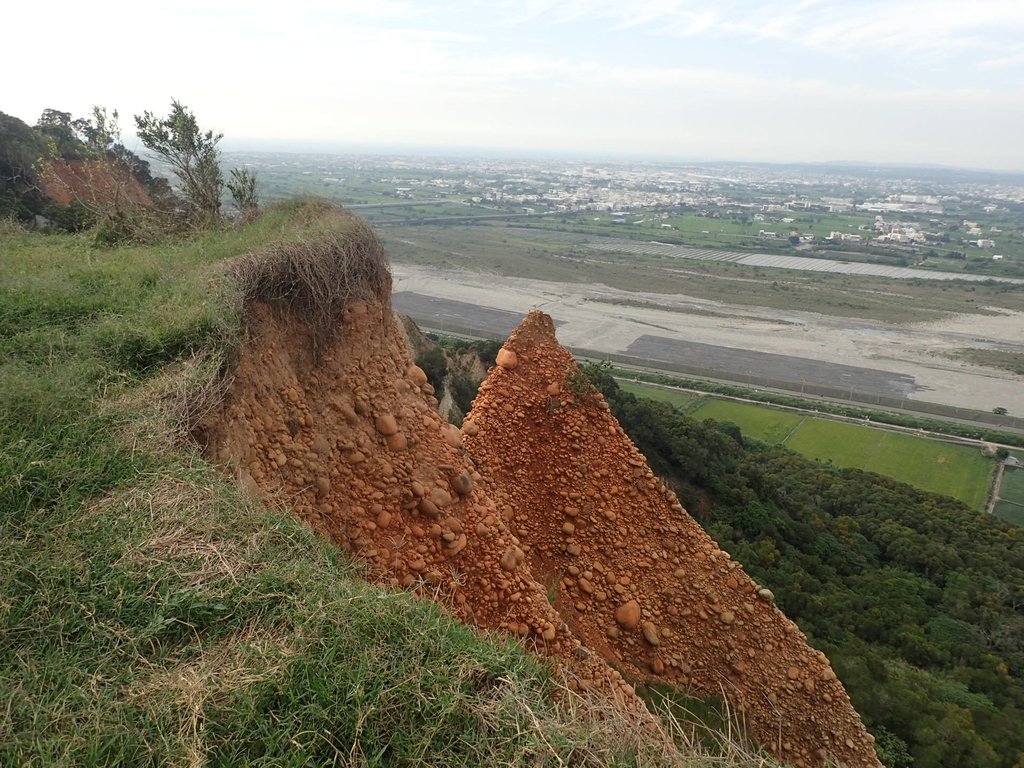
129,623,298,768
471,671,781,768
231,207,391,354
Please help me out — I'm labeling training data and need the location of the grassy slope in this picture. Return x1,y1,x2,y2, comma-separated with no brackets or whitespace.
1001,466,1024,505
1,202,752,767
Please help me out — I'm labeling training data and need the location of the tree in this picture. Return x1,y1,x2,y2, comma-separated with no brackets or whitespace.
226,167,259,219
134,100,223,225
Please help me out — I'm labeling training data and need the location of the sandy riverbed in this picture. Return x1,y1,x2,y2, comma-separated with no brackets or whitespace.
392,263,1023,416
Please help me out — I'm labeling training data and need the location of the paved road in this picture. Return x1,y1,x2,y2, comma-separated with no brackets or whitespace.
624,334,924,398
393,291,563,337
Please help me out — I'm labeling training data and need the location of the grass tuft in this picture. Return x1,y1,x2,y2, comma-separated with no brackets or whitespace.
231,202,390,355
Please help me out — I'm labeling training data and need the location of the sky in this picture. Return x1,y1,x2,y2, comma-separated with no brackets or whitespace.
7,0,1024,170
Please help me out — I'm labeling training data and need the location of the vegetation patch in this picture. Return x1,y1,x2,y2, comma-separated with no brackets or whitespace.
231,200,390,353
994,499,1024,527
999,465,1024,506
950,348,1024,376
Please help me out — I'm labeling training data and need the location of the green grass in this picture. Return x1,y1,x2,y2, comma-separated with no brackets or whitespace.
621,382,994,510
782,420,993,510
618,381,701,411
994,500,1024,526
1000,465,1024,506
691,399,805,444
3,201,732,766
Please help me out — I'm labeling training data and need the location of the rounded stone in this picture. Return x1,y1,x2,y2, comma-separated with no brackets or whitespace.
450,471,473,496
614,600,642,630
374,413,399,436
641,621,661,646
408,365,428,385
496,347,518,369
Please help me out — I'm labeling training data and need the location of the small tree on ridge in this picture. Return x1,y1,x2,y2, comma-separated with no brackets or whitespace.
134,100,223,226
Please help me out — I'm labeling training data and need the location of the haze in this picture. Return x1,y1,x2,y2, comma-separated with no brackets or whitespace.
10,0,1024,170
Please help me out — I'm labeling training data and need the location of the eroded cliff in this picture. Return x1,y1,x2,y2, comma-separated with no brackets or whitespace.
464,310,880,768
202,219,881,767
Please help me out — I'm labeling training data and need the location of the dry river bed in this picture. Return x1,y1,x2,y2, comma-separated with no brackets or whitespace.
392,263,1023,417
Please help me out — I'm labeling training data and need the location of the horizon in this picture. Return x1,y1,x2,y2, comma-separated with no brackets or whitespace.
217,139,1024,176
10,1,1024,173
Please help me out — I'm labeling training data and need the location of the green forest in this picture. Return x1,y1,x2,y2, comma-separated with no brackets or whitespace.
584,365,1024,768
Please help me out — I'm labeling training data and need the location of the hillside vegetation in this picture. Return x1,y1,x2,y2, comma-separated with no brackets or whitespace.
0,201,771,766
587,367,1024,768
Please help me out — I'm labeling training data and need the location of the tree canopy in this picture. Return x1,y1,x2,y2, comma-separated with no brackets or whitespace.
585,365,1024,768
134,100,223,225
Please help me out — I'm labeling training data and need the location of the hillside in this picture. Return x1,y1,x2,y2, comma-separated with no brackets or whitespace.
2,199,801,766
195,204,877,765
0,108,169,232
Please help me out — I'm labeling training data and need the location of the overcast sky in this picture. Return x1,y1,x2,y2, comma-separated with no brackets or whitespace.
7,0,1024,169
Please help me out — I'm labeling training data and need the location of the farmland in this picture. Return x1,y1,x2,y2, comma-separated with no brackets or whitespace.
996,459,1024,525
620,382,996,511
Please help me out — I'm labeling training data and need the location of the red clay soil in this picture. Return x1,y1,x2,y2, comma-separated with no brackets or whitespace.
201,299,661,732
463,310,882,768
40,159,151,208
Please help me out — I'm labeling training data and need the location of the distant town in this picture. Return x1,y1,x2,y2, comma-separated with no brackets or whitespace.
224,151,1024,278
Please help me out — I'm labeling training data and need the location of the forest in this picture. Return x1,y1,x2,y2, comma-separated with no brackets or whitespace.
583,365,1024,768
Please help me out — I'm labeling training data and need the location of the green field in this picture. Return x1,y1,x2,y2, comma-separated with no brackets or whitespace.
617,380,701,410
784,419,992,511
692,399,804,444
994,499,1024,526
998,464,1024,506
624,383,995,510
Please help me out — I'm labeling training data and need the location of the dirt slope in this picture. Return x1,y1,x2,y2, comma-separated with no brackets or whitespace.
200,298,661,732
463,310,881,768
40,158,152,208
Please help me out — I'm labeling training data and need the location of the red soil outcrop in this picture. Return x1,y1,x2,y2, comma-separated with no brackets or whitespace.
40,158,151,208
202,275,881,765
201,298,659,728
463,310,881,768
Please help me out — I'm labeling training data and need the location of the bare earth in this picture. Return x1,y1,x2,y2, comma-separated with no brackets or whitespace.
392,264,1024,416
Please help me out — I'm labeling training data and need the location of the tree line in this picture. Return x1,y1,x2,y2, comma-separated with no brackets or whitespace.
0,101,258,242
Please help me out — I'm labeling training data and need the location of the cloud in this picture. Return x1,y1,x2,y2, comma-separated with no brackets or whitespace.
488,0,1024,59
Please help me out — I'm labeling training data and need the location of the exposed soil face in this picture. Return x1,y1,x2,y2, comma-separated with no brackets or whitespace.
202,291,881,767
200,299,658,728
463,310,881,768
40,159,152,208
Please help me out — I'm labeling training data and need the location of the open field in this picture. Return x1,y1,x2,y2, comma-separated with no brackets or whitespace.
1000,464,1024,506
619,383,995,510
784,420,992,511
995,500,1024,526
617,380,701,410
691,399,804,444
